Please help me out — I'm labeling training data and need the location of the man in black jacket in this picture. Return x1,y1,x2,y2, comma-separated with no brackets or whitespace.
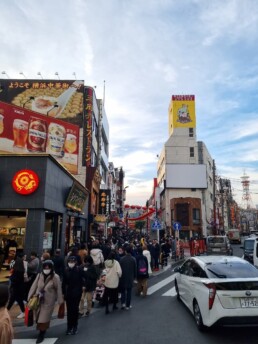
119,246,137,310
62,256,84,335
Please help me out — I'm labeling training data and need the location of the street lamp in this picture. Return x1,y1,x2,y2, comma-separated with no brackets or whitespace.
37,72,43,79
55,72,60,80
2,71,10,78
19,72,27,79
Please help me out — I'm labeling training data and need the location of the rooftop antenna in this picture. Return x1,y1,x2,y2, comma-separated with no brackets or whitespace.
103,80,106,107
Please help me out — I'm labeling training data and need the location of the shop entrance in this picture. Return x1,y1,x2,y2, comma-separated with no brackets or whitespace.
44,212,63,255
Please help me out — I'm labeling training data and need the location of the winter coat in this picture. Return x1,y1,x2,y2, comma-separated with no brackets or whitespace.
83,265,98,292
136,254,149,279
62,266,84,300
90,248,104,266
28,272,63,324
0,307,13,344
143,249,152,275
104,259,122,289
119,254,137,289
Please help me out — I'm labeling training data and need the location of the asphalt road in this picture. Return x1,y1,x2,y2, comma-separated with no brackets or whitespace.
14,245,257,344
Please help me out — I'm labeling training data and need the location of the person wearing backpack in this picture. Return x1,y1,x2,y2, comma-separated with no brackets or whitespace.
136,247,149,297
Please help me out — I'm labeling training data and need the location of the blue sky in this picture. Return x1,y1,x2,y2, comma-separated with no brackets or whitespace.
1,0,258,207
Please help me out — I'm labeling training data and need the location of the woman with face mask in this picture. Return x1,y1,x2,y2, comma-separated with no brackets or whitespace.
62,256,84,335
28,260,64,344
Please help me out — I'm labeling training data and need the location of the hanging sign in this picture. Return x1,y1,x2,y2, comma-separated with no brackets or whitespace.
12,169,39,195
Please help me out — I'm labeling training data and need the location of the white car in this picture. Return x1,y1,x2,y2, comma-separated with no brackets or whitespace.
174,256,258,331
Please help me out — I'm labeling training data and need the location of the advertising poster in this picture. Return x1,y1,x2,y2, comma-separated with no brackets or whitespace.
0,79,84,128
168,95,196,135
0,101,80,174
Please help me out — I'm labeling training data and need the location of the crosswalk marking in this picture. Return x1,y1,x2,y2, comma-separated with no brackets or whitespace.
13,339,58,344
147,275,175,295
162,287,177,297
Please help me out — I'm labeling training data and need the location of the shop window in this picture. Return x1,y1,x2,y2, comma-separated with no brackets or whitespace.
176,203,189,226
193,208,201,225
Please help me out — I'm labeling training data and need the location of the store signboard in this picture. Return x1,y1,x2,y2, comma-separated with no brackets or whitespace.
0,101,80,174
65,182,88,212
12,169,39,195
84,87,93,167
0,79,84,128
168,95,196,135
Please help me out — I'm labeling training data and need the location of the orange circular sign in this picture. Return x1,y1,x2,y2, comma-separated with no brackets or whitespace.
12,169,39,195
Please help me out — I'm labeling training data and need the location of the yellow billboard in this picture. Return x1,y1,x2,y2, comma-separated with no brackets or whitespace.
168,95,196,135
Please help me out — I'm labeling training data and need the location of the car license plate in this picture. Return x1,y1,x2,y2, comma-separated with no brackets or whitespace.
240,297,258,308
212,248,220,252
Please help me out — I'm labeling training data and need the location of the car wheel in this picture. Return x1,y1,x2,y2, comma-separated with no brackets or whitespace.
175,280,180,301
193,300,207,331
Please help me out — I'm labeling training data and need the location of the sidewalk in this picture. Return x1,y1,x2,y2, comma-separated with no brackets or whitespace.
10,248,190,328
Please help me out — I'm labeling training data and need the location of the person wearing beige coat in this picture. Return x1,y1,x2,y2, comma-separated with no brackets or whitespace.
104,251,122,314
28,260,64,344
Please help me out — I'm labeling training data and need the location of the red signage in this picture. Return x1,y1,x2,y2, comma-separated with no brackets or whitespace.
12,169,39,195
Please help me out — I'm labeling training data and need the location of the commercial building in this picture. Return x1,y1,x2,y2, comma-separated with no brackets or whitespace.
157,95,214,239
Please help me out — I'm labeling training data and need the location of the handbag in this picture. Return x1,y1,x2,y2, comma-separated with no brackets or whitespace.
57,303,65,319
27,295,40,311
24,306,34,326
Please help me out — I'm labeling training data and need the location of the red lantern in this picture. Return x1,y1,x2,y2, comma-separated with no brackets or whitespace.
124,204,130,208
136,205,141,209
12,169,39,195
142,206,147,210
131,205,135,209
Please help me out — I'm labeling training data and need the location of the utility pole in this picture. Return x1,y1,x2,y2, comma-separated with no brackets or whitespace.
213,159,217,235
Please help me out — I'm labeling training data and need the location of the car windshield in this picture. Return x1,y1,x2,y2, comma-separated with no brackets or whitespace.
245,240,254,250
207,237,225,244
205,261,258,279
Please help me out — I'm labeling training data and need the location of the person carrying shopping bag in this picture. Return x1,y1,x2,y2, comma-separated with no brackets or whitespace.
28,260,64,344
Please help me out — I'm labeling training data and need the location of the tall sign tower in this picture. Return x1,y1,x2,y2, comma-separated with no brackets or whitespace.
241,172,253,209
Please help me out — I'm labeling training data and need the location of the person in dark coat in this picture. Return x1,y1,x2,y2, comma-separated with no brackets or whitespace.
7,253,25,318
62,256,84,335
52,249,65,280
119,246,137,310
135,247,149,297
79,255,98,316
152,239,160,271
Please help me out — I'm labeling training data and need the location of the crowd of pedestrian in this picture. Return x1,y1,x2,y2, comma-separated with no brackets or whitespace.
2,232,185,344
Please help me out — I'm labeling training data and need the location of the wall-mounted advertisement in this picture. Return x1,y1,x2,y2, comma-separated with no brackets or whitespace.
168,95,196,135
0,79,84,128
0,101,80,174
65,182,88,212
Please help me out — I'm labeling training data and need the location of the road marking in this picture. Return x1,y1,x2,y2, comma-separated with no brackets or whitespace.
13,339,58,344
162,287,177,297
147,275,175,295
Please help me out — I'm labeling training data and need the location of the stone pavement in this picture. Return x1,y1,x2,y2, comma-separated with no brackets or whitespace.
9,248,190,328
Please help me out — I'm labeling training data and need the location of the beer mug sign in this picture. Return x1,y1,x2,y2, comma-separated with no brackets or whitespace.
47,123,66,157
13,119,29,150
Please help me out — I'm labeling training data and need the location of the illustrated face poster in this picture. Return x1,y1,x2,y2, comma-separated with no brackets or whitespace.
168,95,196,135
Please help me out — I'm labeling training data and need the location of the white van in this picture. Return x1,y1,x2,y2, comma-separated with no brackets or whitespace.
242,236,258,267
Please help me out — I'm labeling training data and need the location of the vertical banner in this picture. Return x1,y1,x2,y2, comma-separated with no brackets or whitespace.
84,87,93,167
98,189,111,215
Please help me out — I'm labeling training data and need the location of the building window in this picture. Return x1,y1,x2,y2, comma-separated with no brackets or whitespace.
190,147,194,157
189,128,194,137
191,188,196,192
176,203,189,226
193,208,201,225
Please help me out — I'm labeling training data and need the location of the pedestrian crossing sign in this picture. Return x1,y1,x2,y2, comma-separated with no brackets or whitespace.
151,218,162,230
